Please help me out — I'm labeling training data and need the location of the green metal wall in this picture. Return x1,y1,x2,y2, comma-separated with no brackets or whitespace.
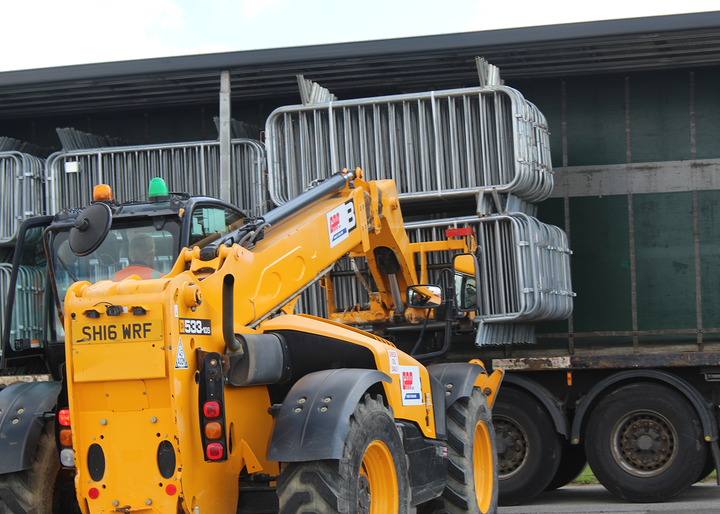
518,67,720,353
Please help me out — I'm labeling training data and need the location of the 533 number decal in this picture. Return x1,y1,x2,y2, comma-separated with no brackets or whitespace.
179,318,211,335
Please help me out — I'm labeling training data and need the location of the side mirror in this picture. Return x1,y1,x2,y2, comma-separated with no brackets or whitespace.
69,203,112,257
453,253,479,312
406,285,442,309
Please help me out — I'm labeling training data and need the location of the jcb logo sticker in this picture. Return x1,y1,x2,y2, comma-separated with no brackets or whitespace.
327,200,357,248
179,318,211,335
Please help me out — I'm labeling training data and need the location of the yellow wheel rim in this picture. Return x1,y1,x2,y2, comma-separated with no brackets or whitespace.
358,440,398,514
473,420,494,513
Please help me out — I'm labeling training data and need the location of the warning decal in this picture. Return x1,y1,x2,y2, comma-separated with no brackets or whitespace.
327,200,357,248
399,365,423,406
174,337,188,370
388,349,400,374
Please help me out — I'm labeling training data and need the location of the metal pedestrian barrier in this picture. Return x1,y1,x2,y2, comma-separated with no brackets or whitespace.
0,152,46,244
296,211,573,344
0,264,45,347
46,139,268,216
265,85,553,208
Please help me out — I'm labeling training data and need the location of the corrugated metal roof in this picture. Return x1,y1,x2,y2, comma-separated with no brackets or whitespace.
1,11,720,119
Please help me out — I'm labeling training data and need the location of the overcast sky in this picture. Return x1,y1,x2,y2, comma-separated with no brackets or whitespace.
3,1,718,72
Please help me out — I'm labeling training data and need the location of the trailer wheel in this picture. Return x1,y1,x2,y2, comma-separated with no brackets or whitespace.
584,382,707,502
493,388,561,506
544,439,587,491
695,447,715,483
423,387,497,514
276,393,410,514
0,421,79,514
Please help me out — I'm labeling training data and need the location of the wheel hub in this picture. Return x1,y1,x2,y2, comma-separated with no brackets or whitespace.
494,416,529,479
357,474,371,514
611,410,677,477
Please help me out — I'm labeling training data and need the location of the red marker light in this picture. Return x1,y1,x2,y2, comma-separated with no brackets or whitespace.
58,409,71,426
203,401,221,419
206,443,224,460
445,227,473,237
166,484,177,496
88,487,100,499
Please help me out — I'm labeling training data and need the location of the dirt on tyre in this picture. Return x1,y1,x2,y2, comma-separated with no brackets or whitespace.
492,387,561,506
276,393,410,514
0,421,79,514
584,382,707,503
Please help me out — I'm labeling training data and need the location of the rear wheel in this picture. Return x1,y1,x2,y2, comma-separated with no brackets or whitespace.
493,388,561,506
544,439,587,491
585,382,707,502
695,447,716,483
0,421,79,514
276,394,410,514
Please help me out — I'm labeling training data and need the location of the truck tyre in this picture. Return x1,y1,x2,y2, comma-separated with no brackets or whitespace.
584,382,707,502
544,439,587,491
0,421,78,514
493,388,561,506
695,447,715,483
276,393,410,514
423,387,497,514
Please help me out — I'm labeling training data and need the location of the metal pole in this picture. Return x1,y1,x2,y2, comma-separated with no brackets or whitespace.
219,71,231,203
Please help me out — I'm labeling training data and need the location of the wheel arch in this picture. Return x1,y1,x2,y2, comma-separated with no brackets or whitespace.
426,361,486,408
267,368,391,463
500,374,569,439
0,381,61,474
570,370,719,448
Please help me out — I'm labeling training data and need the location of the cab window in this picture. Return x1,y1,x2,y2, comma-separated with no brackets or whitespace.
189,206,245,248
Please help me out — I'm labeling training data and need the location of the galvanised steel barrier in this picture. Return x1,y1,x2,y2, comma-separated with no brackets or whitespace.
0,152,45,244
296,212,573,344
46,139,267,216
0,264,45,348
265,86,553,208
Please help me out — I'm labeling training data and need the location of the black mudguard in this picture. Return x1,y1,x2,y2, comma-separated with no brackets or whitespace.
426,362,485,409
267,368,390,462
0,381,61,474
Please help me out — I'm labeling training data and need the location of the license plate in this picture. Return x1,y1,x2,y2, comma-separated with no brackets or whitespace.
74,320,163,344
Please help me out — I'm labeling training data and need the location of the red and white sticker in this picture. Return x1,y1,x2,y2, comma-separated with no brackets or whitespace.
399,365,423,406
326,200,356,248
388,349,400,374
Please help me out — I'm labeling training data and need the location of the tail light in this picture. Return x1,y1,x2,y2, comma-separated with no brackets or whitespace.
203,401,221,419
206,443,224,460
57,407,75,467
198,352,228,462
58,408,71,426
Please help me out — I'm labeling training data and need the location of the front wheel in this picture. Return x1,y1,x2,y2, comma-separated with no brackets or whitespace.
277,394,410,514
584,382,707,502
421,387,498,514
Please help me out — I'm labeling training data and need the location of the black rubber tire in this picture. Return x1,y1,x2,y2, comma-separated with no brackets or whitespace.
0,421,78,514
493,388,561,506
695,446,716,483
584,382,707,503
422,387,498,514
544,439,587,491
276,393,410,514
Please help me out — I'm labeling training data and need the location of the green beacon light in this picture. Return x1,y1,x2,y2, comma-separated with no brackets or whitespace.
148,177,169,202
